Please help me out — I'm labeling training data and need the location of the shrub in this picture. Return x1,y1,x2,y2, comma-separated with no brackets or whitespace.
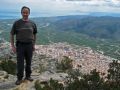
0,60,16,75
34,78,64,90
56,56,73,72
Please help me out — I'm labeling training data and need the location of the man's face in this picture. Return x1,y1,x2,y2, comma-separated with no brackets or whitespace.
21,8,30,19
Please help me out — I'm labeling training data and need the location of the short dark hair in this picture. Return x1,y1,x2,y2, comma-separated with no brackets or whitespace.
21,6,30,14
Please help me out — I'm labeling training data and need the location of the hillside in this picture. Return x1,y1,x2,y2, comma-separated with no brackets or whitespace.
45,16,120,40
0,42,115,90
2,15,120,40
0,15,120,59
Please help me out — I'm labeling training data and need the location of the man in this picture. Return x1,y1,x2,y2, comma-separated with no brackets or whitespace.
10,6,37,85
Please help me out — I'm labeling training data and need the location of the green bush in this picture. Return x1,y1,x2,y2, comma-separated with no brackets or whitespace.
38,63,46,74
34,78,64,90
106,60,120,89
56,56,73,72
0,60,16,75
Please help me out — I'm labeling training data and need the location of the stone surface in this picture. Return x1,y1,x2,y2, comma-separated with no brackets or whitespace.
0,42,115,90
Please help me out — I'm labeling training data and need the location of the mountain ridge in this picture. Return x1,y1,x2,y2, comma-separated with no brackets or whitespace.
0,15,120,59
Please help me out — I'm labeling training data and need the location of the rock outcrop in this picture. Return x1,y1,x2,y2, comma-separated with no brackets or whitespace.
0,42,115,90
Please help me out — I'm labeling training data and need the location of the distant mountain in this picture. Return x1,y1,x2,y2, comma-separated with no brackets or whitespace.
2,15,120,40
42,16,120,40
0,15,120,59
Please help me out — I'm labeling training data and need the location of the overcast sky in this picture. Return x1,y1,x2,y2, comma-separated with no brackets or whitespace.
0,0,120,17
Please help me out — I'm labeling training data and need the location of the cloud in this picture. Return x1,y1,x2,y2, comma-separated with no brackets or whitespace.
1,0,120,16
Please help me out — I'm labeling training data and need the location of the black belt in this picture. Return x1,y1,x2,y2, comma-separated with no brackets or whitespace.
17,41,32,44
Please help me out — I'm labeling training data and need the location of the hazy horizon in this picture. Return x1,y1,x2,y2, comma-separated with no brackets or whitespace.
0,0,120,19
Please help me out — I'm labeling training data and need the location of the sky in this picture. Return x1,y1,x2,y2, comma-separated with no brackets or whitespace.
0,0,120,17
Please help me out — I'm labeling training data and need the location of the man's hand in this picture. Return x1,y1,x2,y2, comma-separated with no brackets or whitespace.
11,46,16,53
33,45,35,51
10,34,16,53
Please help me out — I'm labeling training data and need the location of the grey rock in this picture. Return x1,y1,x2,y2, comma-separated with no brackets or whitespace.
0,71,8,81
38,71,68,82
0,81,16,90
